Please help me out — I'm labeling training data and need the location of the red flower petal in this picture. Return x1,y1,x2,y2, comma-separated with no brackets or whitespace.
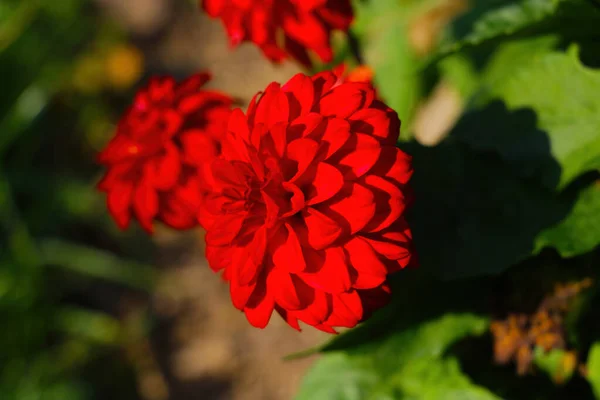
311,71,338,98
177,73,211,95
205,213,246,246
180,130,219,167
148,77,175,102
237,226,268,286
386,147,413,185
324,182,375,234
303,162,344,206
349,107,399,145
324,290,363,328
152,143,181,190
319,83,374,119
344,237,387,290
290,0,327,11
300,247,351,293
363,175,406,233
276,306,302,331
203,0,226,17
244,282,275,329
133,181,159,233
362,235,411,262
268,267,303,310
230,257,257,309
318,118,350,159
318,1,354,28
272,223,306,273
160,181,201,230
281,182,306,217
303,207,342,250
205,245,230,273
107,184,133,229
282,73,315,118
336,133,382,179
254,83,290,128
286,138,320,182
362,220,413,261
228,108,251,143
294,288,332,326
287,113,324,142
245,296,275,328
283,11,329,54
265,122,287,158
178,91,232,115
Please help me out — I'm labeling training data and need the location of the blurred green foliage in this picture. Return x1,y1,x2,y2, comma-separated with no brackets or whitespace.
0,1,154,399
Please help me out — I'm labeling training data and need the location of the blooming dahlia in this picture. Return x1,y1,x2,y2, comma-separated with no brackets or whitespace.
201,0,353,66
203,71,415,332
98,73,232,233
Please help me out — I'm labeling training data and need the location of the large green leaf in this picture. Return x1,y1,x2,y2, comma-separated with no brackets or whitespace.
438,0,562,54
296,313,499,400
436,0,600,57
478,46,600,190
438,42,600,263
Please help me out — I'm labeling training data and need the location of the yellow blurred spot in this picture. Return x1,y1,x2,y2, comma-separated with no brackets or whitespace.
105,44,144,91
558,351,578,382
128,145,140,155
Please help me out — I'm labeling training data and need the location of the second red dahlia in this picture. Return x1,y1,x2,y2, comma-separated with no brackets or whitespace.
98,73,232,233
203,70,415,332
201,0,353,66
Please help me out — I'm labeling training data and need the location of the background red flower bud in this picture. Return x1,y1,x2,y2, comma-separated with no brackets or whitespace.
202,71,415,332
200,0,353,67
98,73,232,233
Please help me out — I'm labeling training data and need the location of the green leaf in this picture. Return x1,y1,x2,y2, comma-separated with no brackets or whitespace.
438,34,560,105
533,347,576,384
586,342,600,398
40,239,157,290
436,0,600,58
55,307,121,345
296,353,382,400
479,46,600,190
296,313,499,400
438,0,562,54
443,43,600,261
535,182,600,257
476,34,560,97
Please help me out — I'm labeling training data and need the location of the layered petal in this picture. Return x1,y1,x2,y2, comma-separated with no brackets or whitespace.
98,73,232,232
200,71,415,333
200,0,353,66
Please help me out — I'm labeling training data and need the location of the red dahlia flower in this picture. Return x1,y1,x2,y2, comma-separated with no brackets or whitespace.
201,0,353,66
98,73,232,233
203,71,415,332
